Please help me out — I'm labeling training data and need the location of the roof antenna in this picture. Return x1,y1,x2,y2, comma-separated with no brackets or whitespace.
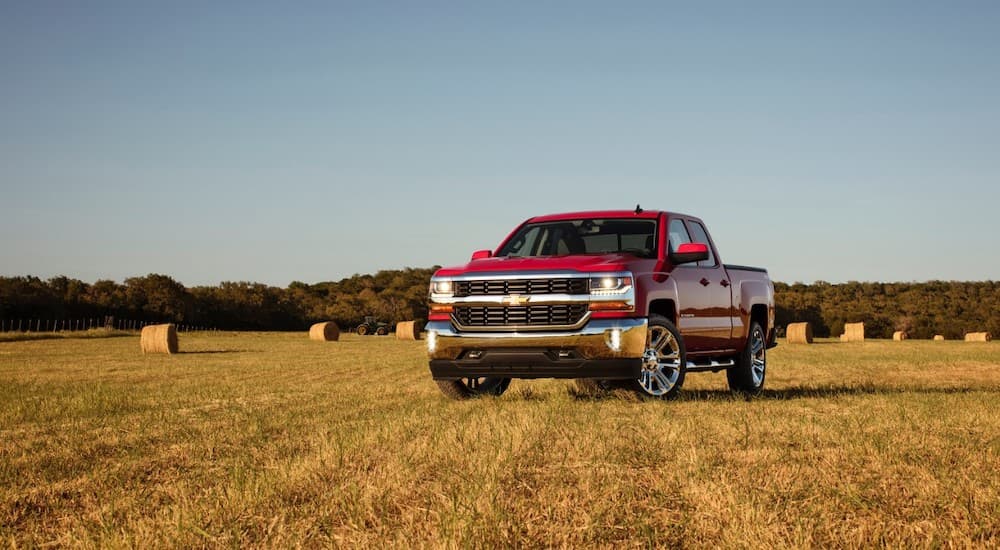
634,204,643,214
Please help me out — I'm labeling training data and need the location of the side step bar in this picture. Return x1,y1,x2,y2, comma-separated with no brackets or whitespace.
685,359,736,373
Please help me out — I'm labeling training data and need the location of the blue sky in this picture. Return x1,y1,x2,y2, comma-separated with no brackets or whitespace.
2,1,998,286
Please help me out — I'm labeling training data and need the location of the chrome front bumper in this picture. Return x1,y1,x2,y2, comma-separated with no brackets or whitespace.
425,318,648,361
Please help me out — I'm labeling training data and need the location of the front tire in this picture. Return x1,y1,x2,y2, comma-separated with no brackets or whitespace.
435,378,511,400
375,326,388,336
633,315,686,399
728,321,767,395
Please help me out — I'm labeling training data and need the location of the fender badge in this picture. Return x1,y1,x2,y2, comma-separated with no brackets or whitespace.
502,294,530,306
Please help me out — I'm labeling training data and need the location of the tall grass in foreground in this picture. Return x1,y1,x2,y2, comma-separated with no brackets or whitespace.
1,334,998,547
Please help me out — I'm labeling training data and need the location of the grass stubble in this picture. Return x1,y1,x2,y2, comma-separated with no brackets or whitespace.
1,334,998,548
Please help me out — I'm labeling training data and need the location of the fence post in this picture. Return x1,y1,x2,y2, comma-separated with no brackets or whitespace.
18,319,23,332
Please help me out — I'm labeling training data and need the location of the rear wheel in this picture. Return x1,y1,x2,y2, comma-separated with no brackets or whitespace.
728,321,767,395
436,378,511,400
356,325,368,336
633,315,686,399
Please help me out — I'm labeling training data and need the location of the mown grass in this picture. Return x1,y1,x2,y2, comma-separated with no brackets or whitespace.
1,334,998,547
0,329,135,343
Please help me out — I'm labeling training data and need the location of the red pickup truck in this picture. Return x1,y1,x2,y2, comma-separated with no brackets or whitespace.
426,208,776,400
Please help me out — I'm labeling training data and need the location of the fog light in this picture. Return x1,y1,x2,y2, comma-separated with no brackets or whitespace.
606,328,622,352
427,331,437,354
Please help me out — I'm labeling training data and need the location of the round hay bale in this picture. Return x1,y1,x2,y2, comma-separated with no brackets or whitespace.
395,320,422,340
933,335,945,341
786,322,813,344
893,331,908,341
141,324,178,354
309,322,340,341
964,332,992,342
843,322,865,342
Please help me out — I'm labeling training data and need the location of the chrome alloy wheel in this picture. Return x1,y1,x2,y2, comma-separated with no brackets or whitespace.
638,325,682,396
749,324,766,387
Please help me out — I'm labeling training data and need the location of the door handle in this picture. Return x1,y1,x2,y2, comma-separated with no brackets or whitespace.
699,278,710,286
720,279,730,287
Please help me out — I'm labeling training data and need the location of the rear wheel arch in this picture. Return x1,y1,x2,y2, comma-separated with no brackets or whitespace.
749,304,768,335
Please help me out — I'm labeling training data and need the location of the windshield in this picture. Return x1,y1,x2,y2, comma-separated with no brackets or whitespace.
497,219,658,259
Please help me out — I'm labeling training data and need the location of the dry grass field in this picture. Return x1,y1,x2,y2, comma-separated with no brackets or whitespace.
1,332,999,547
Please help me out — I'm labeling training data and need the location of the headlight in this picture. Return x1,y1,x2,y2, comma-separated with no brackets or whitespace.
590,275,632,294
431,280,454,296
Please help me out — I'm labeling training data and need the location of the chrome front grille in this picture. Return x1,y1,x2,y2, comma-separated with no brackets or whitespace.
454,278,588,297
452,304,589,329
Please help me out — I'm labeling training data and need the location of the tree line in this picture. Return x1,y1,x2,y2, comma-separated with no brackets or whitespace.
1,273,996,338
775,280,999,340
0,269,436,332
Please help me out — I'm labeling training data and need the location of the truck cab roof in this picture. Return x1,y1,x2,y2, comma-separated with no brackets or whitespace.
526,210,694,223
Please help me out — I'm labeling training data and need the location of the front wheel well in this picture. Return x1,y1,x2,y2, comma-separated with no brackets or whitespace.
648,299,677,326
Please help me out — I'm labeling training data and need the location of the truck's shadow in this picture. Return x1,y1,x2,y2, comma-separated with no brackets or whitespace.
567,385,997,402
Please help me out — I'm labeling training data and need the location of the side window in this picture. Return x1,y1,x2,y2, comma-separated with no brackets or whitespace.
668,219,691,252
685,221,717,267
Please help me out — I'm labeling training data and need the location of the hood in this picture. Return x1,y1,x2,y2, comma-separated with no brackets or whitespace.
434,253,648,277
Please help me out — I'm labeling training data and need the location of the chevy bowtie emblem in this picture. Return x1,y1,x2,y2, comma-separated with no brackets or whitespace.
502,294,530,306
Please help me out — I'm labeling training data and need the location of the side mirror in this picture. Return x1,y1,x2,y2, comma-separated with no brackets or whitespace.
670,243,709,265
470,249,493,261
